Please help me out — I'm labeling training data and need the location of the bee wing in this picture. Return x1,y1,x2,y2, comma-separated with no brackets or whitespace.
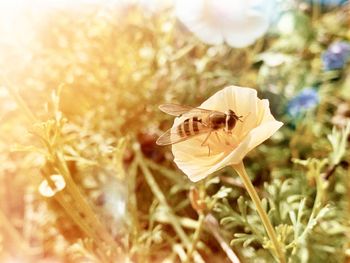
156,121,212,146
159,103,213,117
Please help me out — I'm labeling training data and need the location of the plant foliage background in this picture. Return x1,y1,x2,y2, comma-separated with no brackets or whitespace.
0,1,350,263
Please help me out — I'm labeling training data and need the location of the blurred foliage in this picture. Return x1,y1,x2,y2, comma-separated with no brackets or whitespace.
0,2,350,263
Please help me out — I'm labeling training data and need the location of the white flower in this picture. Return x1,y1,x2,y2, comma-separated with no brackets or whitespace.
175,0,273,48
171,86,283,182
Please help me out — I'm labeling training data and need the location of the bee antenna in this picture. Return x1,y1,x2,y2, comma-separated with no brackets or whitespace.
240,112,251,122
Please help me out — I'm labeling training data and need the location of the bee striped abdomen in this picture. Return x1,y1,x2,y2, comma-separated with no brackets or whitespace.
177,124,184,137
192,117,199,133
157,103,242,146
183,119,191,136
179,117,203,138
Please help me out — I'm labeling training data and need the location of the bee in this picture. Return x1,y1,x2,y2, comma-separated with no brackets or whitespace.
156,104,243,147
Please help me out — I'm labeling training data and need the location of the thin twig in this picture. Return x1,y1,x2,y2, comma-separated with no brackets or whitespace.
205,214,241,263
185,213,205,263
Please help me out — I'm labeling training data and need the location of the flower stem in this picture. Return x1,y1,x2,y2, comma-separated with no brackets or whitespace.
232,162,286,263
185,213,205,263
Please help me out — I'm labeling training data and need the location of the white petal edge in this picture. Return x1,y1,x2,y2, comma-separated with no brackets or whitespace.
173,151,227,182
200,86,258,115
175,0,224,45
188,22,224,45
223,13,269,48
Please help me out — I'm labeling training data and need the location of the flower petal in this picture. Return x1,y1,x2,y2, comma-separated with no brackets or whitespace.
200,86,257,116
176,0,224,45
223,12,269,48
187,22,224,45
225,120,283,165
173,148,226,182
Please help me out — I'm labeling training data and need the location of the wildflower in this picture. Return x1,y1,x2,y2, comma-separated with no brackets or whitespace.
175,0,273,48
171,86,283,182
287,88,319,118
322,41,350,71
39,174,66,197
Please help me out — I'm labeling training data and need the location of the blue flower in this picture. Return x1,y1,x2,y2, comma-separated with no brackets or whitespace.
322,41,350,71
287,88,319,118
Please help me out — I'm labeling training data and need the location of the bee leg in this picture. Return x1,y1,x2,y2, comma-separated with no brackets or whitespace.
215,132,221,142
200,131,212,156
223,128,232,135
227,131,233,145
201,131,212,147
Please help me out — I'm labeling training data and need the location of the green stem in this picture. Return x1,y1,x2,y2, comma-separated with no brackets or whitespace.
289,170,325,254
310,176,323,220
185,213,205,263
128,160,141,243
232,162,286,263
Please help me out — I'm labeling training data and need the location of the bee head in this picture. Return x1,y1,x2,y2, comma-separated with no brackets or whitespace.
225,109,242,130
